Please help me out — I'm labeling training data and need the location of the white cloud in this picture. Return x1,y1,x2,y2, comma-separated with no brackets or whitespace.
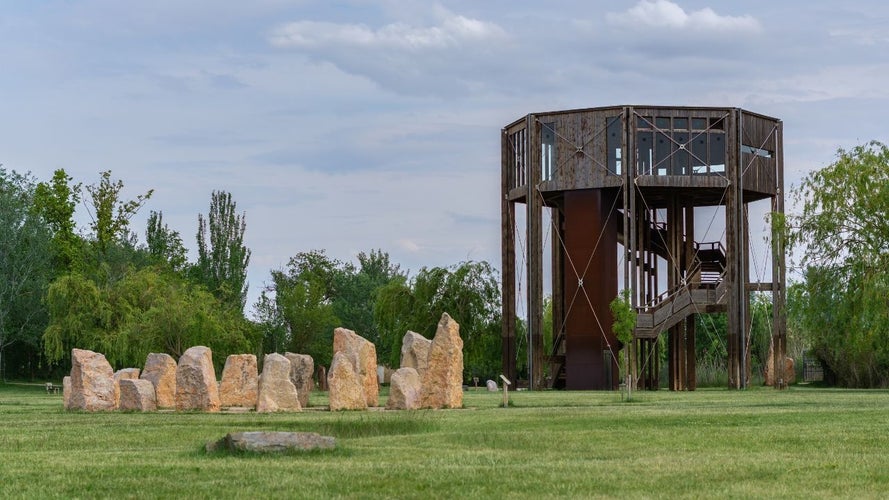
607,0,761,33
397,239,422,253
269,10,506,52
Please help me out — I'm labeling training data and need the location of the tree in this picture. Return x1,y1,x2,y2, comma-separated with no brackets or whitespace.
787,141,889,387
0,168,53,380
610,290,636,399
374,261,502,379
333,249,403,355
146,210,187,272
33,168,83,272
195,191,250,312
257,250,342,367
44,267,258,369
85,170,153,254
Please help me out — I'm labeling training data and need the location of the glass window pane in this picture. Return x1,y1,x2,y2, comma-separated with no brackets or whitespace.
674,117,688,130
607,116,621,175
655,132,671,175
637,131,653,175
637,116,652,129
656,117,670,130
709,132,726,173
692,118,707,130
673,132,689,174
691,134,708,174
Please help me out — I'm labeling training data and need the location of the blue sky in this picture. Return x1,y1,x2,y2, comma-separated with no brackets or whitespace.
2,0,887,313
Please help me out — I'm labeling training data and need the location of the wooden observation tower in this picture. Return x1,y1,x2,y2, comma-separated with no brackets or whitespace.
501,106,786,390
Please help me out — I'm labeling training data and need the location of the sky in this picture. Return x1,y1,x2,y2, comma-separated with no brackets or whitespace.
2,0,888,315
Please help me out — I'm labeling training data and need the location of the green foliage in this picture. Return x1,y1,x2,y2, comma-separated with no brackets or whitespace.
195,191,250,312
259,250,342,367
145,211,187,273
33,169,83,272
609,290,636,345
788,141,889,387
374,261,501,379
0,168,54,378
43,268,258,369
85,170,153,254
333,250,404,353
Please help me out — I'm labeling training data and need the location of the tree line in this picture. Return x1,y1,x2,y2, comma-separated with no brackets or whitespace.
3,141,889,387
0,168,501,381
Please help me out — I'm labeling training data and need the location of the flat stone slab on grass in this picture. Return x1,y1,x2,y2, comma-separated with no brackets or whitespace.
206,431,336,454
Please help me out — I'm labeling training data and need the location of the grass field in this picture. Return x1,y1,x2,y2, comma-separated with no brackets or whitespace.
1,384,888,499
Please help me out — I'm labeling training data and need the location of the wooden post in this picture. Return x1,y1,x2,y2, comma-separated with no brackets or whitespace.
772,120,787,389
500,374,512,407
527,116,544,390
500,128,517,384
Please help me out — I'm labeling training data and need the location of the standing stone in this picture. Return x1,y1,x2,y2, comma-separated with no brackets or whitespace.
486,379,498,392
141,353,177,408
118,379,157,411
400,331,431,378
333,328,379,407
219,354,258,408
113,368,141,408
62,376,72,410
256,353,302,413
176,346,220,412
285,352,314,408
386,367,422,410
68,348,116,411
327,352,367,411
785,358,796,385
420,313,464,409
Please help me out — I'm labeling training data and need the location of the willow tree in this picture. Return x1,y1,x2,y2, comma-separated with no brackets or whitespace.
788,141,889,387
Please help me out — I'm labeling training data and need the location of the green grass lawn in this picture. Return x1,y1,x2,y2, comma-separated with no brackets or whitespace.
1,384,888,499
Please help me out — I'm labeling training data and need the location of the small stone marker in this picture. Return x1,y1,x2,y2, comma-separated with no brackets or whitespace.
206,431,336,454
499,374,511,408
486,379,498,392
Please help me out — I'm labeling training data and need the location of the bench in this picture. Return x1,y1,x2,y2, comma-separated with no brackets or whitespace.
45,382,61,395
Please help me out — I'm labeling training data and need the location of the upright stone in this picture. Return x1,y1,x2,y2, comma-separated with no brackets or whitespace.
785,358,796,385
386,367,422,410
400,331,431,378
118,379,157,411
256,353,302,413
333,328,379,406
113,368,141,408
141,353,177,408
285,352,314,408
68,348,116,411
327,352,367,411
219,354,258,408
420,313,464,409
486,379,498,392
176,346,220,412
62,376,72,409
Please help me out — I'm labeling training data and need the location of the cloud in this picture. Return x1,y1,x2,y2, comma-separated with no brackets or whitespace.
267,6,509,96
269,11,505,51
607,1,761,33
397,238,422,253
